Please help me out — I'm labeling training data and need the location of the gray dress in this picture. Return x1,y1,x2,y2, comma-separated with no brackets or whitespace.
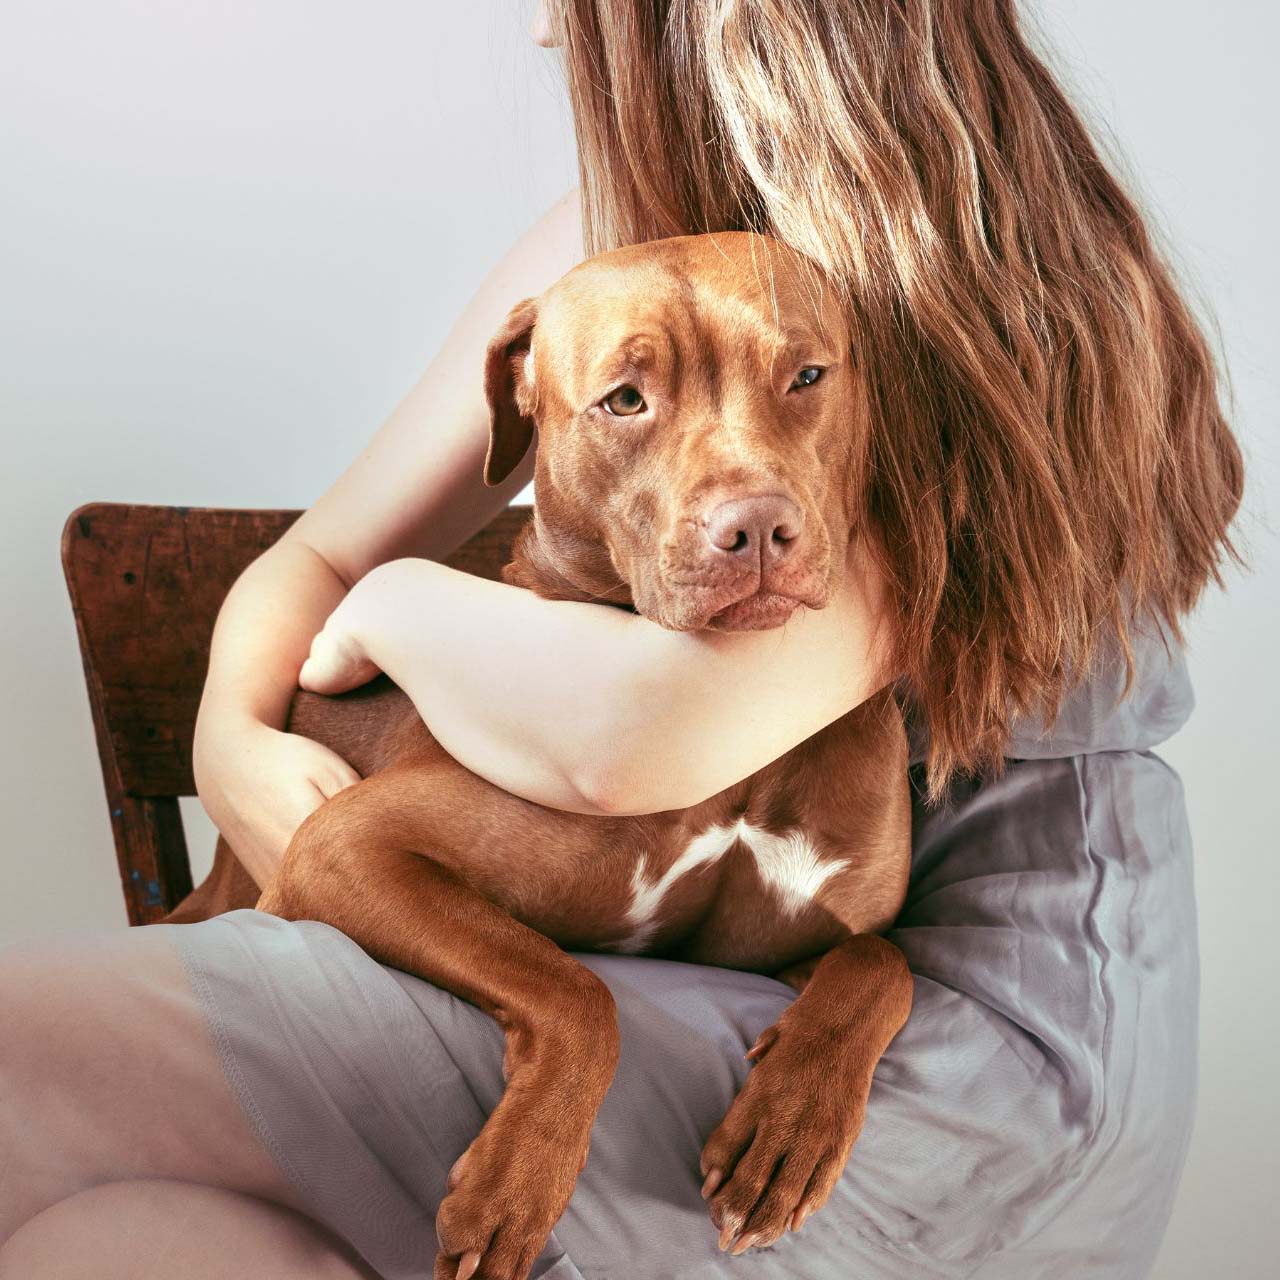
167,624,1197,1279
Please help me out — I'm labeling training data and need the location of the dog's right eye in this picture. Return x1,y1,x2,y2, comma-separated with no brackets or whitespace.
602,385,647,417
790,366,824,390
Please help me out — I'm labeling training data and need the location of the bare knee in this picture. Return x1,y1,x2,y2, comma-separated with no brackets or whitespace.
0,941,95,1237
0,1182,379,1280
0,933,291,1241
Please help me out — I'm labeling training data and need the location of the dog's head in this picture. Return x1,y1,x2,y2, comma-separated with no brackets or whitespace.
484,232,865,632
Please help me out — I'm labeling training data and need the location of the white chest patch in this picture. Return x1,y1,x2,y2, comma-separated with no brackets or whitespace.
615,818,847,954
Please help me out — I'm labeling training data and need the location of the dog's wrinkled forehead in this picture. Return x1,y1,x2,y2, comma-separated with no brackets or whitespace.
531,236,845,405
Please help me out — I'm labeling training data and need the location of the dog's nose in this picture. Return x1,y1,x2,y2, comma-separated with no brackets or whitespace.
704,494,804,561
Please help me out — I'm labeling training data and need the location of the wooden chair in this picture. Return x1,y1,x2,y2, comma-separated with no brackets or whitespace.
61,502,530,926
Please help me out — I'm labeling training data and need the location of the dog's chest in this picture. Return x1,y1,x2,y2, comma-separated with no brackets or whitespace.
610,816,849,959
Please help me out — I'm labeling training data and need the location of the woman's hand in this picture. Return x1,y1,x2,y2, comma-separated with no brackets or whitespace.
193,712,362,888
298,574,388,696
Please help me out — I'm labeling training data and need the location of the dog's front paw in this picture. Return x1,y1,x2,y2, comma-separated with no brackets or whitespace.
434,1104,589,1280
699,1019,875,1255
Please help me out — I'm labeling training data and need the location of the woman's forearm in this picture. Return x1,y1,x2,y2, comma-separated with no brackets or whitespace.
191,539,359,885
304,545,893,816
305,558,640,813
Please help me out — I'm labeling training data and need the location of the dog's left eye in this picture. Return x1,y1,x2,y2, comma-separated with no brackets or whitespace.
790,366,824,390
602,385,647,416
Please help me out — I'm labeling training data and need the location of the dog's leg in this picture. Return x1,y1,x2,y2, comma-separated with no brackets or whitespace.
699,935,912,1255
258,769,620,1280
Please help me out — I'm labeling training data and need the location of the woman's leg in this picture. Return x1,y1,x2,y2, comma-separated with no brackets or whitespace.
0,1181,379,1279
0,925,364,1274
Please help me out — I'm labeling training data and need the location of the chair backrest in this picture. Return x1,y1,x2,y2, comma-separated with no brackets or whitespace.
62,502,530,924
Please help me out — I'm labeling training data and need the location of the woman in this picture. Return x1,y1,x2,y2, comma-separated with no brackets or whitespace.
0,2,1242,1278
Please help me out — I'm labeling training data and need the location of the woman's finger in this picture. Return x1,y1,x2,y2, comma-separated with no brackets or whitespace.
291,735,363,800
314,762,361,800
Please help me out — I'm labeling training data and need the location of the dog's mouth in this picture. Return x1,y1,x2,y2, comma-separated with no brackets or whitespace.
626,540,835,631
669,566,831,631
705,589,808,632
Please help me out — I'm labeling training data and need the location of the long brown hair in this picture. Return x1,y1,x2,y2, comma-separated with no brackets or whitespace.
554,0,1243,797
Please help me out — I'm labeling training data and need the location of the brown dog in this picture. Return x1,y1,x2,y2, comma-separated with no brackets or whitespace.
252,232,913,1280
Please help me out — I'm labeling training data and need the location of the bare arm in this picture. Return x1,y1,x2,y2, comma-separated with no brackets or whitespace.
193,191,584,883
299,537,894,816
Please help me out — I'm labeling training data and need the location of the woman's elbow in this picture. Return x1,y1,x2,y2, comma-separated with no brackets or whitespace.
560,654,732,816
568,744,720,817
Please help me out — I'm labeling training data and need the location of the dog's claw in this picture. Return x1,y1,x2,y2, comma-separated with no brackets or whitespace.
744,1027,778,1062
718,1217,744,1252
730,1232,759,1256
701,1168,723,1199
456,1251,481,1280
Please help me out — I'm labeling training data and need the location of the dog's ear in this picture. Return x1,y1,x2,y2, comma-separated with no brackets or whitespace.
483,297,539,487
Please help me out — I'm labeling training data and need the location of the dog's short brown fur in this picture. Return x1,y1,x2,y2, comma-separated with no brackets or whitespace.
246,233,912,1280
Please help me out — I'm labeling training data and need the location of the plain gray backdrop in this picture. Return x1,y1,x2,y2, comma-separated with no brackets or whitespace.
1,3,1275,1276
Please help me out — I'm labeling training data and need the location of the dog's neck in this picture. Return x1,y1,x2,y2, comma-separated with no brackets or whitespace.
503,511,635,612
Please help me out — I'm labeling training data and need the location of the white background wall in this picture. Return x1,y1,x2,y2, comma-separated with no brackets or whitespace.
0,3,1274,1275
